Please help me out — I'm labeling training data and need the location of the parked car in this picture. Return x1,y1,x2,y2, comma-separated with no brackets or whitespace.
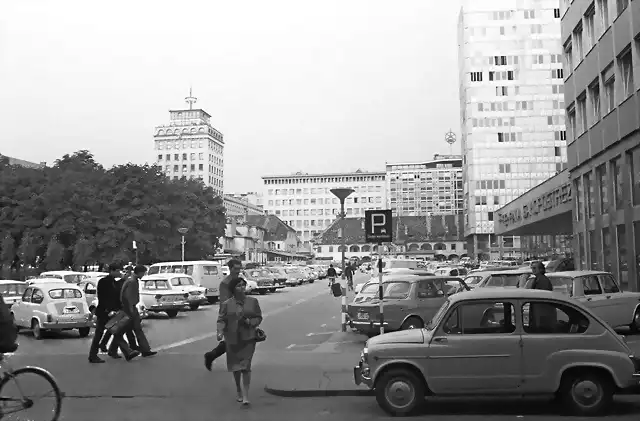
0,280,28,306
142,274,207,311
524,270,640,332
348,275,468,335
38,271,88,284
433,267,468,277
242,269,276,294
354,288,640,416
475,268,533,289
11,281,94,339
266,267,288,287
147,261,224,304
138,278,189,318
356,269,435,294
78,279,148,319
283,268,306,286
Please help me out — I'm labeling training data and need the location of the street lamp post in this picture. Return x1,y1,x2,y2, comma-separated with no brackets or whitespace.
178,227,189,262
331,188,354,333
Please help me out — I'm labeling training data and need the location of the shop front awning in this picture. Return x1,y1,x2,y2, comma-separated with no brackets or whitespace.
494,170,573,237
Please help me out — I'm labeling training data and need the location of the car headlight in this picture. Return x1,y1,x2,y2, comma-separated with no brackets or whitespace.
361,347,369,363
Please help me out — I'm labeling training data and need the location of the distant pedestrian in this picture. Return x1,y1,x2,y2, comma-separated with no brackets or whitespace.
345,263,354,291
120,265,157,358
528,261,556,332
217,277,263,406
529,262,553,291
88,263,140,364
204,259,243,370
327,264,337,290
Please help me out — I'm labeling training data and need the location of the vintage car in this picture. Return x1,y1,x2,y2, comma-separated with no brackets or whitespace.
142,274,207,311
354,288,640,416
242,269,277,294
433,267,468,277
38,271,88,284
354,269,436,295
266,267,288,287
0,280,28,306
283,267,306,286
524,270,640,332
138,278,189,318
475,268,533,289
78,279,149,319
11,281,94,339
348,275,468,335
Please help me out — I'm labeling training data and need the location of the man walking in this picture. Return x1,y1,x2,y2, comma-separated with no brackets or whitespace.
99,273,139,354
345,263,355,291
88,264,140,363
121,265,157,358
327,264,337,288
203,259,243,371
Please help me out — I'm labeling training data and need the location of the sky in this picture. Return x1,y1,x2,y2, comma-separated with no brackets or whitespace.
0,0,462,193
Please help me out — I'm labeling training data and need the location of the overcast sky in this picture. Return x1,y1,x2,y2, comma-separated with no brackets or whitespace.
1,0,461,192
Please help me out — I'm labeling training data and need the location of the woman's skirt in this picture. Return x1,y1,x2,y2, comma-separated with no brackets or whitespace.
226,340,256,372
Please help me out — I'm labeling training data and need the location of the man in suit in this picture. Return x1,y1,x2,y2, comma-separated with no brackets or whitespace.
88,264,140,363
121,265,157,357
204,259,243,371
99,271,139,354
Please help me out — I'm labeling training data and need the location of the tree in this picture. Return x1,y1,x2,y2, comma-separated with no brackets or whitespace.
72,238,94,269
17,231,38,267
44,237,64,270
0,235,15,268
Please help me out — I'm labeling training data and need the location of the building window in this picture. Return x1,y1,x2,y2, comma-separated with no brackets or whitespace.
588,80,601,123
567,106,577,140
585,172,595,218
575,177,584,221
597,164,609,212
589,230,599,270
554,8,561,18
578,233,586,268
577,94,587,134
630,147,640,206
496,86,508,96
612,157,624,210
564,41,573,72
616,0,629,16
157,154,162,161
618,48,634,99
573,23,584,65
470,71,483,82
602,65,615,114
602,227,612,273
617,224,628,287
597,0,610,34
584,5,596,50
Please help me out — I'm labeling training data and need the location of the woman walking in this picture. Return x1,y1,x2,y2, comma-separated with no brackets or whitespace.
217,277,262,406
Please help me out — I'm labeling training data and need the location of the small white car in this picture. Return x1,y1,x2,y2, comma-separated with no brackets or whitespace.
11,281,93,339
38,271,88,284
139,278,189,318
0,280,28,306
142,274,207,311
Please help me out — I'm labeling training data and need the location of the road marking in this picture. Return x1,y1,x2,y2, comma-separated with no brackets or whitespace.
155,288,330,351
286,344,296,349
320,324,327,328
306,331,339,337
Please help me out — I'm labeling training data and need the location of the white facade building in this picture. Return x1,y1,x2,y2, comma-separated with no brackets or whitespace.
458,0,568,259
223,194,264,217
386,154,464,217
153,91,225,196
261,170,386,248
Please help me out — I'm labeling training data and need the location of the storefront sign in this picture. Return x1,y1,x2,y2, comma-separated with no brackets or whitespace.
498,182,572,228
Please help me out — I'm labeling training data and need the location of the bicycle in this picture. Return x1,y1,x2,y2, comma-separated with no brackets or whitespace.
0,346,62,421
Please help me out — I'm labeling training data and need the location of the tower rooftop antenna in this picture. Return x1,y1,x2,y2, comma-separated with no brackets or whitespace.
185,87,197,110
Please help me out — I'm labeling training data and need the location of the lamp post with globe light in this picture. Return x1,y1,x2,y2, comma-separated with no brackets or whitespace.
178,227,189,262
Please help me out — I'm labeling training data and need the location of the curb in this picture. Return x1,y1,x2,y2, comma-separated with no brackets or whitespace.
264,386,373,398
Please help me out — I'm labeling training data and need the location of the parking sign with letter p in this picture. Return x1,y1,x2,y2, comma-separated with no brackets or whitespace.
364,209,393,243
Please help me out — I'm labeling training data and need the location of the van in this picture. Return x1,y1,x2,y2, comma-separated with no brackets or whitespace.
147,261,224,304
375,259,420,270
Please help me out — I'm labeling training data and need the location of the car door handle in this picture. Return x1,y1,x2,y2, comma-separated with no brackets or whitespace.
606,295,611,299
433,337,448,343
586,297,592,301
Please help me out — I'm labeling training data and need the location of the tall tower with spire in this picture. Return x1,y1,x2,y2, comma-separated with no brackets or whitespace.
152,89,225,196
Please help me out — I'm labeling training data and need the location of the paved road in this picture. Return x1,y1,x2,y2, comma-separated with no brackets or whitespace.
7,271,640,420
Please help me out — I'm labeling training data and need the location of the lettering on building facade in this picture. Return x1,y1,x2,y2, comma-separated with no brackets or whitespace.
498,183,572,228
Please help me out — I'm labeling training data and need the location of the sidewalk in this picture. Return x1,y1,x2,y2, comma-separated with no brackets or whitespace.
263,331,372,397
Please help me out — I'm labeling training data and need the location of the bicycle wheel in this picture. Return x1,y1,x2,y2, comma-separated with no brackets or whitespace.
0,366,62,421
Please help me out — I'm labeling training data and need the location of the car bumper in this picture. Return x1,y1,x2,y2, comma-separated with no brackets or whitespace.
619,374,640,394
353,362,373,388
204,288,219,297
186,296,208,305
350,320,391,333
148,302,187,311
43,320,93,329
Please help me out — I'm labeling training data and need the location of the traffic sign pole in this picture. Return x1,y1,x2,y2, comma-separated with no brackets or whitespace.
378,242,384,335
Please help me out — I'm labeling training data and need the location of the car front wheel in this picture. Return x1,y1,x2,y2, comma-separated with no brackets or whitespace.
401,317,424,330
189,304,200,311
166,310,179,318
560,370,613,416
78,327,90,338
31,319,43,340
375,368,425,416
629,308,640,333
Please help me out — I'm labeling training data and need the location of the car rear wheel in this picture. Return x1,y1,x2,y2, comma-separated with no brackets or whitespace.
375,368,424,416
78,327,90,338
207,297,218,305
189,304,200,311
166,310,179,318
31,319,43,340
560,370,613,416
259,290,267,295
629,308,640,333
401,317,424,330
269,288,276,293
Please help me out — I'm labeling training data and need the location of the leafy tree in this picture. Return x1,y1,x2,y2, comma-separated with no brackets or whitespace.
0,235,15,268
72,238,94,269
17,231,38,267
44,237,64,270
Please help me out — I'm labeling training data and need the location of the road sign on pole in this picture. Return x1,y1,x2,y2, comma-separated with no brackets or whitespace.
364,210,393,243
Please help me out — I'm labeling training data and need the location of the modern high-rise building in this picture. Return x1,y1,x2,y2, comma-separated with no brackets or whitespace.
458,0,568,259
261,170,386,247
386,154,464,217
152,90,225,196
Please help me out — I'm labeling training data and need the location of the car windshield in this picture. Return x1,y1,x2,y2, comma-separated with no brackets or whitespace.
0,284,27,297
63,274,86,284
464,275,484,285
285,269,301,274
486,274,523,287
426,299,450,330
48,288,83,299
250,271,261,277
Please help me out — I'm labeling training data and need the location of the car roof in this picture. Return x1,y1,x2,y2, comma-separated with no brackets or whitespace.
0,280,25,284
151,261,221,265
548,270,609,277
143,274,191,280
491,268,532,274
30,282,82,292
450,287,573,303
40,271,85,275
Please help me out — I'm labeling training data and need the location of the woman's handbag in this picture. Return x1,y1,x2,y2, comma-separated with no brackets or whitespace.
255,327,266,342
105,310,130,335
